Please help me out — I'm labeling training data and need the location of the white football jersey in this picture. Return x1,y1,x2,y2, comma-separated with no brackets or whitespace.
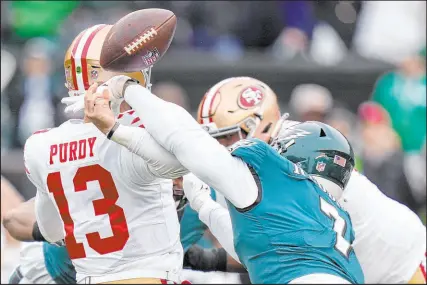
340,170,426,283
23,110,185,283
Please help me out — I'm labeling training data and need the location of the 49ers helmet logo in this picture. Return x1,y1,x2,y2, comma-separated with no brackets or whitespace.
238,86,264,109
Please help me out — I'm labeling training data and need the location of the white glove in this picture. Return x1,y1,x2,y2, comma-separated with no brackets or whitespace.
183,173,212,213
61,94,84,114
61,75,136,114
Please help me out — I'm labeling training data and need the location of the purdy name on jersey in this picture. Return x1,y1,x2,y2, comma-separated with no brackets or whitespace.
24,110,183,283
48,137,96,165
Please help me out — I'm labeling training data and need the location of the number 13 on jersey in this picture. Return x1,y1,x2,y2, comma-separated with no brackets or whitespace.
47,164,129,259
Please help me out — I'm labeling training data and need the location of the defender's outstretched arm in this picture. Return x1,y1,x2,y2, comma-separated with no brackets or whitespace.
121,84,258,209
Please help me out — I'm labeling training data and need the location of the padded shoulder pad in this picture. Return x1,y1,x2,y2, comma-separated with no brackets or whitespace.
228,138,267,170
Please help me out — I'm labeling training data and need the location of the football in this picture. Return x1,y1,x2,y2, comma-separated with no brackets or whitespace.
100,8,177,72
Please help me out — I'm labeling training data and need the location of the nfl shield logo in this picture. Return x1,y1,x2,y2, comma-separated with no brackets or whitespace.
316,161,326,172
91,70,98,80
141,48,160,66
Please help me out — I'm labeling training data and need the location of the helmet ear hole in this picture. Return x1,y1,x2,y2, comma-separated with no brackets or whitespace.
320,128,327,137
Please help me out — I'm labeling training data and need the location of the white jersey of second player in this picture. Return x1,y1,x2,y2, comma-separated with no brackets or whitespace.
23,110,185,284
340,170,426,284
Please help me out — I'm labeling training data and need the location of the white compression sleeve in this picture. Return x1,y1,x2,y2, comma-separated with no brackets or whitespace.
198,199,241,263
123,85,258,209
111,124,188,179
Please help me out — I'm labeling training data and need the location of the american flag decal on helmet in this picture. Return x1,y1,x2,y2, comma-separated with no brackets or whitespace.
333,155,346,167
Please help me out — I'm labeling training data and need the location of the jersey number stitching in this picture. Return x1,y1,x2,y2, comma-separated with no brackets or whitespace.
320,197,351,258
293,164,352,258
47,164,130,259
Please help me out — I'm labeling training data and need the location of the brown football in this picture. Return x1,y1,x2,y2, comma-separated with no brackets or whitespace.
100,8,177,72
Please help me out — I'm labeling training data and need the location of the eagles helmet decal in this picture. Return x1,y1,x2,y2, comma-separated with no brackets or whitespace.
273,121,355,189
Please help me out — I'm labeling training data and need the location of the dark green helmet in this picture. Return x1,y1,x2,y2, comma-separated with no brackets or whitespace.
271,121,354,189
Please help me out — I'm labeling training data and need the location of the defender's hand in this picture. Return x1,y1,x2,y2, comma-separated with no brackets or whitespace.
84,83,115,135
98,75,135,100
183,173,212,213
62,75,137,114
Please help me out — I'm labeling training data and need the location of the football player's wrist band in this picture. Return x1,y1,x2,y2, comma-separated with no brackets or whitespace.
107,121,121,140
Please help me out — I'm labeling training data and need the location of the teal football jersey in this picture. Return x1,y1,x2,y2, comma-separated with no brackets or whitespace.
43,243,76,284
226,139,364,284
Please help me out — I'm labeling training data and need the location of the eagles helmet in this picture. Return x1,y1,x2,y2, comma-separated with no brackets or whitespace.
271,121,355,189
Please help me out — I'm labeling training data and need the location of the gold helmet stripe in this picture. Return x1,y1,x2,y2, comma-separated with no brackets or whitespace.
200,78,233,124
71,24,106,92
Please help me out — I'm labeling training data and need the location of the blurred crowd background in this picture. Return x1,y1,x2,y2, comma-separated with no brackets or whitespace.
1,1,426,283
